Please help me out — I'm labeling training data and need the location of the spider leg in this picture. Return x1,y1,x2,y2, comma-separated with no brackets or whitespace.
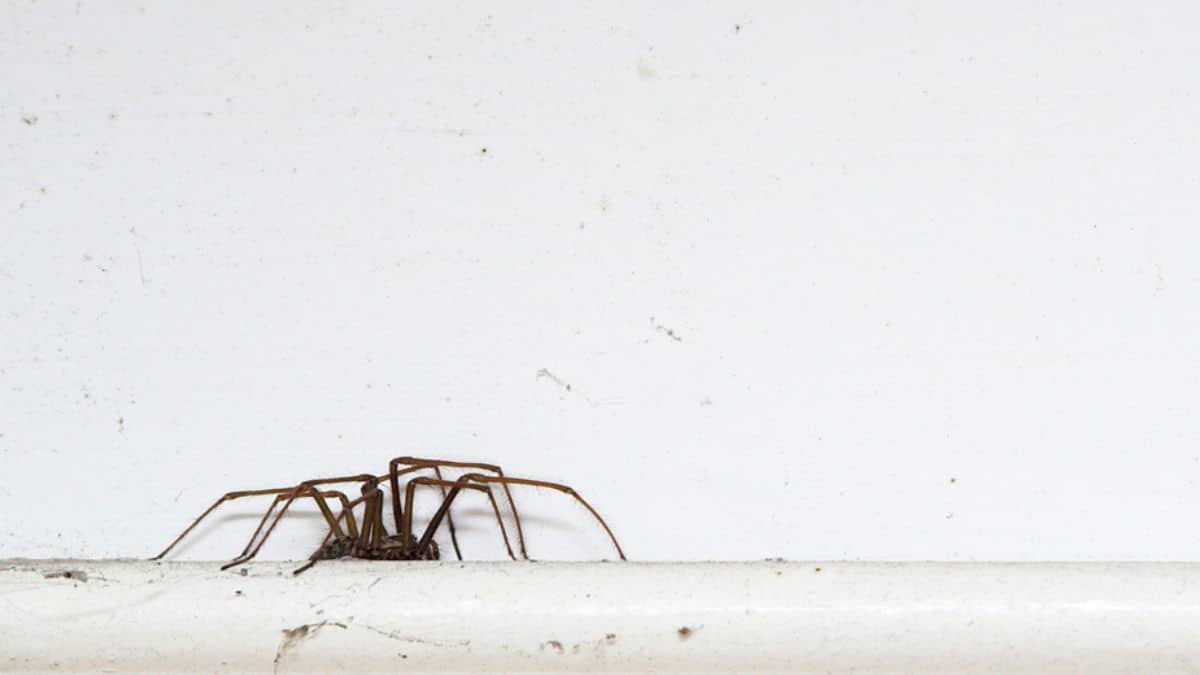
358,485,387,551
402,477,516,560
408,466,462,560
387,459,483,559
390,457,528,558
459,474,625,561
387,457,528,559
238,490,357,559
230,485,350,565
292,531,336,576
221,474,376,570
293,491,374,575
220,484,339,570
153,485,327,560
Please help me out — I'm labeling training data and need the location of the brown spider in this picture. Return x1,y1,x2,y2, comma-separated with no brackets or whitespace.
153,457,625,573
155,459,509,566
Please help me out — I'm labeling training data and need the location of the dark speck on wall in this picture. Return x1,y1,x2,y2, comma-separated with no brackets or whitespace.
650,316,683,342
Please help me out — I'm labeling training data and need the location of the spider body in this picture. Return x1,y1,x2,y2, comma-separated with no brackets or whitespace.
312,535,439,563
366,536,439,562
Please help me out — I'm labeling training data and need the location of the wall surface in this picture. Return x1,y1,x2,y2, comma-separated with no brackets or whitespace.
2,2,1199,563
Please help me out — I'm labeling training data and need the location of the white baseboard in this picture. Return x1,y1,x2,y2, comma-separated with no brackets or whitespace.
3,560,1197,673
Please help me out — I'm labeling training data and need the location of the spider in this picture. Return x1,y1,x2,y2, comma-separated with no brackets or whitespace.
153,457,625,573
154,459,510,565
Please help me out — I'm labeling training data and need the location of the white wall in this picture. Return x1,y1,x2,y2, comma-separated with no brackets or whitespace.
2,1,1199,562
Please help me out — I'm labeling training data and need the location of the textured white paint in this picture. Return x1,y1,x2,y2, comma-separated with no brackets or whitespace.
4,560,1200,673
3,2,1200,563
